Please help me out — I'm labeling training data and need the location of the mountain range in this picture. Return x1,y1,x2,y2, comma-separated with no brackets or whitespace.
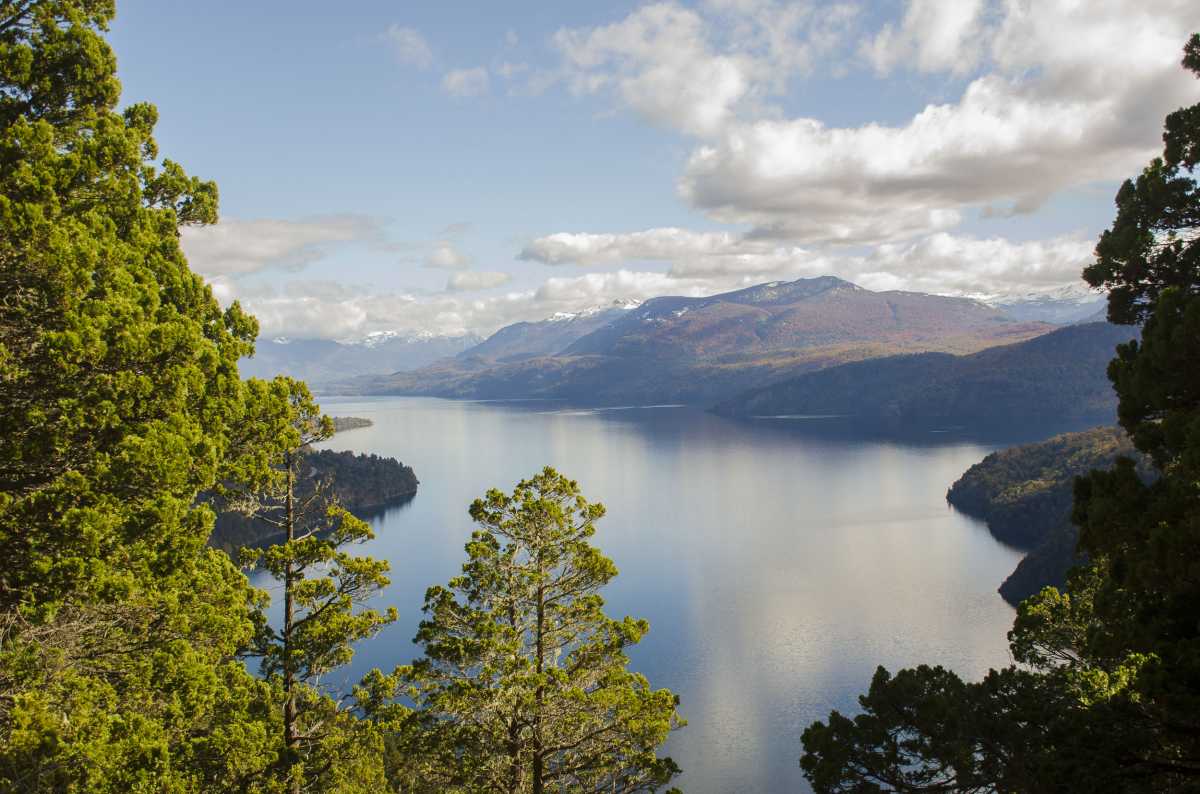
985,285,1107,324
457,301,639,363
239,331,482,386
345,276,1056,406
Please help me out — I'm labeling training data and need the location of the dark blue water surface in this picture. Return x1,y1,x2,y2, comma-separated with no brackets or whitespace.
257,396,1024,793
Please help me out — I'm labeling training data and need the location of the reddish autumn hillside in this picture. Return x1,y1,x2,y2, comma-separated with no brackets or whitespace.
564,276,1042,361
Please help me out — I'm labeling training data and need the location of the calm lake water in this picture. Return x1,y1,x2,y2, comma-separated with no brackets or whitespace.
267,396,1025,793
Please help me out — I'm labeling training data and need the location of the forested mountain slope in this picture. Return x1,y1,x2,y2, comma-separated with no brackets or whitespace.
714,322,1136,432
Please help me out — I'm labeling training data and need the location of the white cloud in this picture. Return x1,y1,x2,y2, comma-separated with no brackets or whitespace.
181,216,382,278
427,239,472,271
551,1,859,137
521,227,751,266
446,271,513,292
857,232,1095,296
862,0,987,75
496,61,529,79
532,269,713,308
207,226,1094,340
521,226,1096,296
442,67,490,97
425,240,472,269
552,0,1199,244
384,25,433,69
553,3,753,137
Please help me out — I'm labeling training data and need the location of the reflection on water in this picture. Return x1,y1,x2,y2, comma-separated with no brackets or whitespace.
273,397,1023,793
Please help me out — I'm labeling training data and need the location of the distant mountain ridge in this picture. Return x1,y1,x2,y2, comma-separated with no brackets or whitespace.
564,277,1025,360
987,285,1107,325
713,322,1136,432
343,276,1054,405
240,332,482,386
457,300,639,363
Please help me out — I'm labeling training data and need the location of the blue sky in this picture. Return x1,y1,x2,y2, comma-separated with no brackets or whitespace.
108,1,1199,340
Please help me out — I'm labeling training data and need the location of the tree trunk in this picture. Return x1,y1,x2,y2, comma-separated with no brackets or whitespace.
533,561,545,794
282,452,300,794
508,590,523,794
508,718,522,794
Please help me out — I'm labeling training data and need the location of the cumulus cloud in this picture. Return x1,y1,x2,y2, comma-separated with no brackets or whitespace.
521,226,1096,296
857,232,1095,296
442,67,490,96
446,271,513,292
521,227,751,266
495,61,529,80
225,283,542,340
209,226,1094,340
862,0,988,75
551,1,859,137
553,4,753,137
425,240,472,269
384,25,433,69
181,216,383,278
211,265,735,340
552,0,1199,244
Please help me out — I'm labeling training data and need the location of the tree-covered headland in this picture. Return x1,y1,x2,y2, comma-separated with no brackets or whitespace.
801,34,1200,793
0,3,681,791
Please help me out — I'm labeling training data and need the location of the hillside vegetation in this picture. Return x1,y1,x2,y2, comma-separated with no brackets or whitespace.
946,427,1153,604
715,322,1136,432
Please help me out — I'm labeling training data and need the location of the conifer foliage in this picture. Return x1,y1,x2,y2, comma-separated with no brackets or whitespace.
0,3,390,790
0,3,688,791
375,468,683,793
229,377,397,793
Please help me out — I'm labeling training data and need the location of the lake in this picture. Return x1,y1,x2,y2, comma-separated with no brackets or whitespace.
273,396,1025,793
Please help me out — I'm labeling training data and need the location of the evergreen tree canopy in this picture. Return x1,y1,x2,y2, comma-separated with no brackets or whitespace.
371,468,683,793
231,376,396,794
0,3,390,790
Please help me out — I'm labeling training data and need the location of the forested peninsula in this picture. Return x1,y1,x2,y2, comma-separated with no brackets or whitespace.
332,416,374,433
947,427,1154,604
208,449,419,555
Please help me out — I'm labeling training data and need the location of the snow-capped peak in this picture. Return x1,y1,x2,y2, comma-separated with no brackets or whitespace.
338,329,478,347
546,299,642,323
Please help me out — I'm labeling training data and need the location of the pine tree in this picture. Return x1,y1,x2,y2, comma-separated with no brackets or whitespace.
229,376,396,793
378,467,682,793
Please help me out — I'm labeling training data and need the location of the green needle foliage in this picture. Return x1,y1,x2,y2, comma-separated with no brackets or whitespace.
369,468,683,793
0,1,283,789
0,3,396,790
231,376,397,793
801,33,1200,794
